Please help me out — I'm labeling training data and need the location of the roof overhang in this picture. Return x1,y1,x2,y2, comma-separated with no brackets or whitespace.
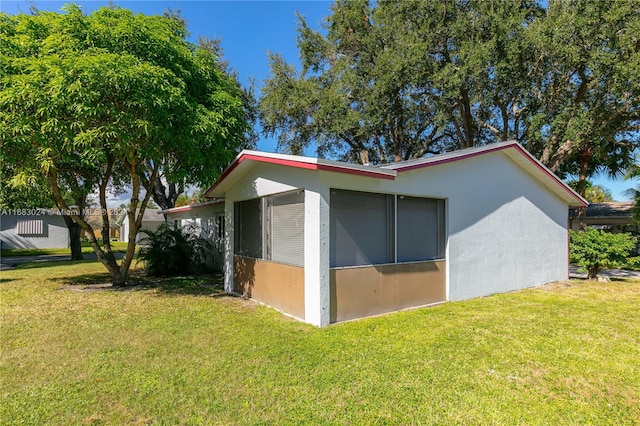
382,140,588,208
159,199,225,215
204,150,396,198
204,142,587,208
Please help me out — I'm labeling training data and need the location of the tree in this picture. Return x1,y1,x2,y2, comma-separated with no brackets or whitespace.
570,229,635,279
259,0,543,163
566,180,613,203
1,5,249,286
147,32,258,210
624,162,640,223
259,0,639,192
525,0,640,196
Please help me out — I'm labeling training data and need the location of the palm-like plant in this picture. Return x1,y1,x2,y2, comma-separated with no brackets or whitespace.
137,223,213,276
624,162,640,223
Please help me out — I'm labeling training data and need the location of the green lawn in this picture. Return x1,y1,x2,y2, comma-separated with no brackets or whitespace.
1,241,131,257
1,262,639,425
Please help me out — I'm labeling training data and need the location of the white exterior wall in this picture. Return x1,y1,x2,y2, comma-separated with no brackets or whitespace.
430,155,569,300
120,216,165,243
220,151,571,325
0,215,68,249
223,163,331,326
164,204,226,271
313,151,569,300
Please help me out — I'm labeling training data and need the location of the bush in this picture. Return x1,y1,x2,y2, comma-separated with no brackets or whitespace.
623,256,640,271
569,229,636,279
137,224,213,276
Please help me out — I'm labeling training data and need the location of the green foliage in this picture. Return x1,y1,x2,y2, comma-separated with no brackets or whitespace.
528,0,639,191
259,0,639,191
0,4,250,285
566,180,613,203
570,229,636,278
624,161,640,223
137,223,213,276
624,256,640,271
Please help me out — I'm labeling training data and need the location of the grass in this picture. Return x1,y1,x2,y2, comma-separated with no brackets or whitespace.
1,262,639,425
1,241,131,257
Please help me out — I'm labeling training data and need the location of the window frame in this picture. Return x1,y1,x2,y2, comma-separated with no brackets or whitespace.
233,189,305,267
330,188,446,269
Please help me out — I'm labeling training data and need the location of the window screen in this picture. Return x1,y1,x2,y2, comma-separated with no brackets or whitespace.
234,198,262,258
266,190,304,266
16,219,44,236
330,189,394,267
397,196,445,262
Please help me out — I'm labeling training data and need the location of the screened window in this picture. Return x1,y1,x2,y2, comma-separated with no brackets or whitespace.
330,189,445,268
266,190,305,266
234,198,262,259
233,190,305,267
330,189,394,267
397,196,445,262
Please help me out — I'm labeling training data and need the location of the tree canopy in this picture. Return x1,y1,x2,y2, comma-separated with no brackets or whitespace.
259,0,639,194
0,4,250,285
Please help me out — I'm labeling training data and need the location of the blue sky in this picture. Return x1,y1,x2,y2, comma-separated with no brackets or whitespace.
2,0,635,200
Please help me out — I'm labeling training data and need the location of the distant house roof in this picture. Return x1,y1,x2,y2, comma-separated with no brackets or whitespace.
120,208,165,224
204,141,587,207
570,202,635,219
158,199,225,215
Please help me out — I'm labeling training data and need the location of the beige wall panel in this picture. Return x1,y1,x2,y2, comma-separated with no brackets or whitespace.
330,260,445,323
234,256,305,320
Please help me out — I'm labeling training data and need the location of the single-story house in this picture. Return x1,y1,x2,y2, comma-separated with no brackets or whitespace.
160,200,226,271
201,140,587,327
569,202,638,232
0,212,68,249
120,209,165,244
569,201,639,254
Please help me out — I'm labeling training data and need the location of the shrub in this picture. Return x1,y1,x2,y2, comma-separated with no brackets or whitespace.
137,223,213,276
624,256,640,271
569,229,636,279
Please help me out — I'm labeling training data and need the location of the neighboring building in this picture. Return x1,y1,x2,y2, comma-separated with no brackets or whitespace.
203,140,587,327
569,201,639,254
569,202,638,232
120,209,164,244
0,213,68,249
160,200,226,271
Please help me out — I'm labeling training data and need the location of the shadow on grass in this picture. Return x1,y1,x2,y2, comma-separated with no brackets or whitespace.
52,269,228,297
14,259,98,270
0,278,18,284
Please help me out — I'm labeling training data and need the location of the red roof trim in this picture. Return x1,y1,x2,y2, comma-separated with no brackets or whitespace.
241,154,395,180
510,144,588,207
392,144,514,172
159,199,224,214
204,151,395,197
393,142,587,207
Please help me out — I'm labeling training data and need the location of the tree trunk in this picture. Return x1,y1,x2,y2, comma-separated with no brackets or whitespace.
576,151,591,225
111,267,128,287
587,266,599,280
576,153,590,198
63,215,84,261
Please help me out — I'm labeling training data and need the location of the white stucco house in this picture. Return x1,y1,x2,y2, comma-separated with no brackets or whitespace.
176,141,587,327
0,213,69,249
120,209,165,244
160,200,226,271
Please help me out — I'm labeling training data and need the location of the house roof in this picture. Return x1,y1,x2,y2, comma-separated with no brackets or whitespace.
204,141,587,207
158,199,224,215
569,202,635,219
